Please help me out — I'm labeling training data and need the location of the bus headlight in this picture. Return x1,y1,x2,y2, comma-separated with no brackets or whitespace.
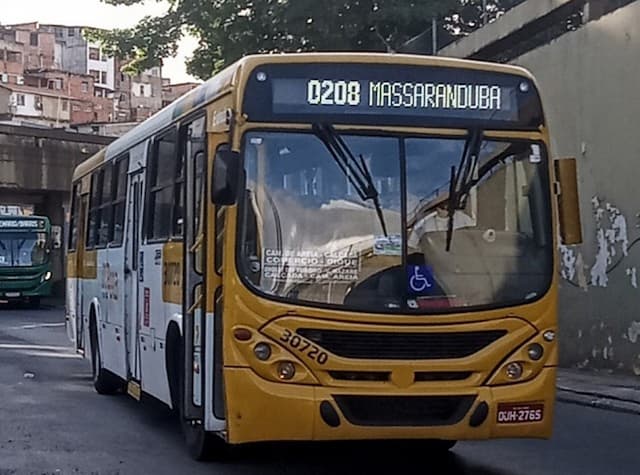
488,331,554,386
277,361,296,380
527,343,544,361
41,271,52,283
505,362,523,380
253,342,272,361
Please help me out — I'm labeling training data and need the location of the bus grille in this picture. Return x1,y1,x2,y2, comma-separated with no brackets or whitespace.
297,329,506,360
334,395,475,427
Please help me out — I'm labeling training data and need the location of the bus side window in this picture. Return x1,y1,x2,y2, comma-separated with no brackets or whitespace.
147,129,179,241
109,155,129,246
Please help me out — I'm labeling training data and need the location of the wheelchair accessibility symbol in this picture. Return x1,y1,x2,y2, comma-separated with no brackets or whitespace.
407,265,435,295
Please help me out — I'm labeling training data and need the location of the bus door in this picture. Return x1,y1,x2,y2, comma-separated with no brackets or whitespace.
182,115,224,428
75,193,89,352
124,170,144,382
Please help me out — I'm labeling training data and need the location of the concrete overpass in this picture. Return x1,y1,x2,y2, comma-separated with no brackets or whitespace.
0,124,114,296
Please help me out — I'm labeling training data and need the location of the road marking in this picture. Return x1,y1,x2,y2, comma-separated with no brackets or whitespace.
5,322,65,330
0,343,72,352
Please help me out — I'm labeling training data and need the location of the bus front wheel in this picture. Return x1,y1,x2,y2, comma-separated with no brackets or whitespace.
173,339,227,461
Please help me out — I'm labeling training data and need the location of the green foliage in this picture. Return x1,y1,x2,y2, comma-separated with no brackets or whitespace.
96,0,518,80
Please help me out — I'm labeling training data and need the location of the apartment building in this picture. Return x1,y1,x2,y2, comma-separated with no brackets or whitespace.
0,84,70,126
118,66,163,122
161,81,200,108
0,22,169,129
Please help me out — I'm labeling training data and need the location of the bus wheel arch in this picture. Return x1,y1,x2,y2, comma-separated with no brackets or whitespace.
165,322,182,413
165,321,224,460
89,304,121,395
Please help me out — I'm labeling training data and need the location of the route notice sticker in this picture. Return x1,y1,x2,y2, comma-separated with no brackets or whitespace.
497,402,544,424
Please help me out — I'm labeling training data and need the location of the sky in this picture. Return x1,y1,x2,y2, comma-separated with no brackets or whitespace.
1,0,199,83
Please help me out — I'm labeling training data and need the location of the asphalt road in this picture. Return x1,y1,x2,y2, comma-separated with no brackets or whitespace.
1,304,638,475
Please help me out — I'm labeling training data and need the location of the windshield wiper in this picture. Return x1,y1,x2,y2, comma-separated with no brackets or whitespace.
446,129,483,252
312,123,388,237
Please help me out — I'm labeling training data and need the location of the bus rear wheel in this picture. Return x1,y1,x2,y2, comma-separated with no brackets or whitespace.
89,317,122,395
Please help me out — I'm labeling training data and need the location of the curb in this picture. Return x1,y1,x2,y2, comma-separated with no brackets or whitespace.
557,387,640,416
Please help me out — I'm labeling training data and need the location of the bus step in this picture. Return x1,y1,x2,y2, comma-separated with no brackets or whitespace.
127,380,142,401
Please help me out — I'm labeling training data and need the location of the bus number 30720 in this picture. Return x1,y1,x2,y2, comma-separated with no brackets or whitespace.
280,329,329,364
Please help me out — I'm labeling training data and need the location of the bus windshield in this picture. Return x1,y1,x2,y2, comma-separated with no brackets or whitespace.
238,130,552,314
0,232,49,267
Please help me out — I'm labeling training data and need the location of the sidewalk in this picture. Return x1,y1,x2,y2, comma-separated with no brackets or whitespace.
557,368,640,415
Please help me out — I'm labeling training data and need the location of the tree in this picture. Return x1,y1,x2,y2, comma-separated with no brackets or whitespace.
443,0,525,36
96,0,463,79
95,0,523,80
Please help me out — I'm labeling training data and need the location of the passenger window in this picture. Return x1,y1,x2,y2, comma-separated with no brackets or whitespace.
110,155,129,246
147,130,180,241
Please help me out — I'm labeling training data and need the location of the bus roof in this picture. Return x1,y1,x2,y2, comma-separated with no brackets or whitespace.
72,52,536,182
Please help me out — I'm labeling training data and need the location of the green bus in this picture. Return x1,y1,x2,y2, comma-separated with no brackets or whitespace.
0,215,53,307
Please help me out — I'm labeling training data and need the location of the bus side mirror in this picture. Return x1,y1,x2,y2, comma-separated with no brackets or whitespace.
211,149,240,205
554,157,583,245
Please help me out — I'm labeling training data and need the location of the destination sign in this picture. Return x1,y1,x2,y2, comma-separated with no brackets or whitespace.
243,63,543,128
305,80,504,112
0,219,44,230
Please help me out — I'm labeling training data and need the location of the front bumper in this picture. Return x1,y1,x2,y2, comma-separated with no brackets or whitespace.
224,366,556,444
0,280,52,299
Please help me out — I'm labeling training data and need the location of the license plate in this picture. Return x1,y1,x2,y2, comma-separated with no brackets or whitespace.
497,402,544,423
5,292,20,298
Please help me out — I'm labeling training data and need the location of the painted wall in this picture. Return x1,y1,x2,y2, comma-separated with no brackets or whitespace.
12,92,40,118
506,3,640,375
41,95,70,124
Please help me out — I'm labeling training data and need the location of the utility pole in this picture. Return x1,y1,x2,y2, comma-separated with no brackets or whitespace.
483,0,488,25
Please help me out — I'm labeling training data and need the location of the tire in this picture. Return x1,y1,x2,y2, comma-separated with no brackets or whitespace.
29,297,41,309
89,317,122,395
172,339,227,461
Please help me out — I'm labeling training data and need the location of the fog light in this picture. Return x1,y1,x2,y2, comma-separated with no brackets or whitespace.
505,362,523,380
543,330,556,342
253,343,271,361
277,361,296,380
527,343,544,361
41,271,52,283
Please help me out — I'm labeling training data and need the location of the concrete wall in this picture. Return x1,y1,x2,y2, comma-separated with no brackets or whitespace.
441,0,640,375
440,0,575,59
41,95,70,124
509,2,640,375
59,33,88,76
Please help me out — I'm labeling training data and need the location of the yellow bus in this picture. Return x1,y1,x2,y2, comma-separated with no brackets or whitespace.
65,53,581,459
